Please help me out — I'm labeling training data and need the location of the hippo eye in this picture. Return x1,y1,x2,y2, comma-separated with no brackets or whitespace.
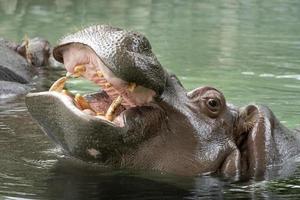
188,87,226,118
206,98,220,112
203,94,225,118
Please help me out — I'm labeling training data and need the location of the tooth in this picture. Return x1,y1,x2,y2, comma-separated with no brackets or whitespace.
96,70,103,78
105,82,112,88
61,89,74,98
74,93,92,110
74,65,86,76
49,76,67,92
62,89,68,95
67,65,86,78
105,96,123,121
128,83,136,92
66,72,72,78
96,111,105,116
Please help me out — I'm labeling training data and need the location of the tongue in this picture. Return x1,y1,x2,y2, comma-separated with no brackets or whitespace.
83,91,126,116
92,74,136,109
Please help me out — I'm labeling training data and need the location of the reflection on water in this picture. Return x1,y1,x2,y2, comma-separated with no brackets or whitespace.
1,0,300,199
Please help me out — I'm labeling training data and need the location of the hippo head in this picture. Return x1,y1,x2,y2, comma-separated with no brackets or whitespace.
26,25,291,178
18,37,51,66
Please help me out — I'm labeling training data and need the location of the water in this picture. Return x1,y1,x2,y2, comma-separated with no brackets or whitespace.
0,0,300,199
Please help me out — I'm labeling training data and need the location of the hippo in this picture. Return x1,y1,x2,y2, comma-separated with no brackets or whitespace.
0,37,51,67
0,37,51,96
25,25,300,178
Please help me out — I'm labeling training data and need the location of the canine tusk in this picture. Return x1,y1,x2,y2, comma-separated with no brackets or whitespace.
105,96,123,121
49,76,67,92
74,93,92,110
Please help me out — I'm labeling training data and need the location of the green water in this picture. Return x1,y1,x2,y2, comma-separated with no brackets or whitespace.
2,0,300,127
0,0,300,199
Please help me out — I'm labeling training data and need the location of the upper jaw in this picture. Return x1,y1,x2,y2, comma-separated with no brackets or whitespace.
52,25,167,96
52,42,158,108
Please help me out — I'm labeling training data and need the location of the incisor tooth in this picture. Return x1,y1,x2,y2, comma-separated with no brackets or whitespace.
49,76,67,92
96,70,103,78
74,93,92,110
105,82,112,88
105,96,123,121
128,83,136,92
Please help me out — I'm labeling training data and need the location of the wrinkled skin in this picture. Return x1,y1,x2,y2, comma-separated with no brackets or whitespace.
26,25,300,178
0,37,51,96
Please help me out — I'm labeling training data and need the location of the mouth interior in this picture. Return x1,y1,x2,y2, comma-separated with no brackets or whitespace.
56,43,156,125
82,91,127,126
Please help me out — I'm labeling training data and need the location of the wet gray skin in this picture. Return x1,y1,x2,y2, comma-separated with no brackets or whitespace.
26,25,300,178
0,37,51,67
0,37,51,96
23,37,51,67
0,43,32,96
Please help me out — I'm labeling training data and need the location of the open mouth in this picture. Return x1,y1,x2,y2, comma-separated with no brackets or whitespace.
48,75,131,128
48,45,156,127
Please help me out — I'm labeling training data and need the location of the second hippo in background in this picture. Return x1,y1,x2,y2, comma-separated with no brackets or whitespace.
0,37,51,97
0,37,51,67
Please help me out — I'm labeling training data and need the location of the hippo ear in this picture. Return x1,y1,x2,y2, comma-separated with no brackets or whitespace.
237,105,277,178
16,40,28,58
